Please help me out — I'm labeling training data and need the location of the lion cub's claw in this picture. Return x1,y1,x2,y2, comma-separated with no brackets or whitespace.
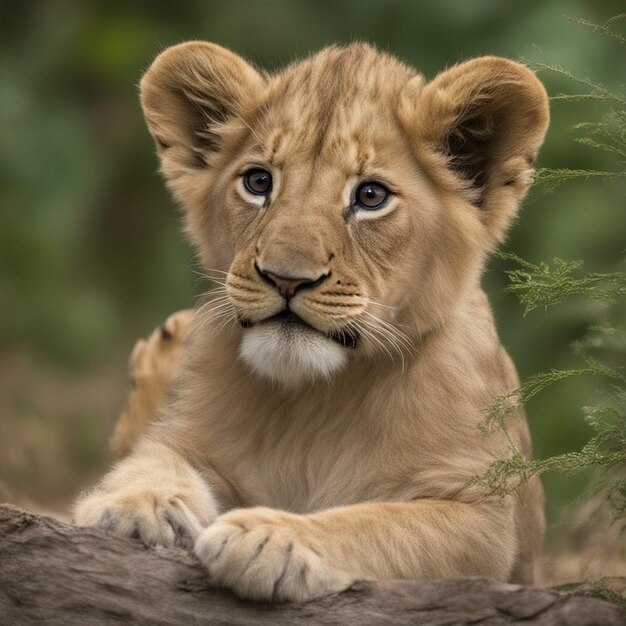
75,491,203,550
194,507,353,602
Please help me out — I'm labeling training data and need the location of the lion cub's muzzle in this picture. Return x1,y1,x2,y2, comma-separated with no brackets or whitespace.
254,261,330,300
236,262,360,349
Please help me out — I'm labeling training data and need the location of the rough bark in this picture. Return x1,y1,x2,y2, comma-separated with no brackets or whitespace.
0,504,623,625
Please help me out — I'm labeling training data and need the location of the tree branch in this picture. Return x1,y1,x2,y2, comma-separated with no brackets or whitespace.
0,504,623,625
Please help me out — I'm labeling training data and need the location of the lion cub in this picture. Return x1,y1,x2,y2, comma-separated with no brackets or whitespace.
74,42,549,601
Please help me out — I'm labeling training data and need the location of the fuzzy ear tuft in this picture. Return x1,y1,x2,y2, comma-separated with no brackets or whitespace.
140,42,264,174
408,57,549,241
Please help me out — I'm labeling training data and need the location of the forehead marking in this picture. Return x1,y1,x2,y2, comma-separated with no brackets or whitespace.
263,127,286,165
254,45,415,171
311,53,355,158
356,143,374,176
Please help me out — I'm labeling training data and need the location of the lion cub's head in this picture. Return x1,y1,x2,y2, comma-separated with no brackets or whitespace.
140,43,548,387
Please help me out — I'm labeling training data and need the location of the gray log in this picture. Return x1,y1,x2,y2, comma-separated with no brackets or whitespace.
0,504,623,625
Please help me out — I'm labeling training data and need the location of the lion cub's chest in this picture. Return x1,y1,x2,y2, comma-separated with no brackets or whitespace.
232,428,389,512
208,395,411,513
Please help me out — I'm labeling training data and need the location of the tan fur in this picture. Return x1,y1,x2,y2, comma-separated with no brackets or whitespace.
111,310,193,456
74,42,550,601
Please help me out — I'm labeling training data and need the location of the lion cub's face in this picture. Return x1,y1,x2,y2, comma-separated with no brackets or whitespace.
220,65,436,386
140,43,549,386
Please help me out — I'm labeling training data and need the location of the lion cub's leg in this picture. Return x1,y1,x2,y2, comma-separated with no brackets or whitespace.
111,309,193,456
73,438,219,549
194,499,517,601
73,309,215,548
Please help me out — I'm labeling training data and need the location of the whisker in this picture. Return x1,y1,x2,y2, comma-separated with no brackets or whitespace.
200,309,232,325
360,318,403,359
198,301,234,317
364,298,396,311
196,284,228,299
364,302,413,330
197,285,229,299
363,310,416,354
192,267,229,279
214,310,239,335
193,271,228,283
353,321,396,366
357,317,406,372
199,291,231,303
197,298,239,332
196,294,231,310
195,301,236,324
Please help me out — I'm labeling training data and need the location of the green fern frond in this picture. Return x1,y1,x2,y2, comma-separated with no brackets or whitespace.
529,61,626,106
494,251,626,314
565,14,626,45
534,168,624,193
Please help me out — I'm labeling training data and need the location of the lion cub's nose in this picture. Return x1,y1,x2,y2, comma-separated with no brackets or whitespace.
255,263,330,299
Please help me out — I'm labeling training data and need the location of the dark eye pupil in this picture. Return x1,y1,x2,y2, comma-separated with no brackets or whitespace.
356,182,388,209
244,169,272,195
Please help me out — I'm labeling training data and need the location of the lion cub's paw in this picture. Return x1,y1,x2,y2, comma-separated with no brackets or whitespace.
194,507,354,602
111,309,194,456
129,309,193,379
74,489,205,550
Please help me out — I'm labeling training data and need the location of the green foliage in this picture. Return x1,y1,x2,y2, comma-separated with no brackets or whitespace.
475,16,626,524
496,253,626,314
530,15,626,193
480,352,625,529
476,277,626,521
565,14,626,45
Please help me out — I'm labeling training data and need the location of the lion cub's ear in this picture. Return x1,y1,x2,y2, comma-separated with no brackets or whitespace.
140,42,264,176
406,57,549,242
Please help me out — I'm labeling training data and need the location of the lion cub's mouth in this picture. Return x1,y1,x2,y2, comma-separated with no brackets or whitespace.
239,310,360,349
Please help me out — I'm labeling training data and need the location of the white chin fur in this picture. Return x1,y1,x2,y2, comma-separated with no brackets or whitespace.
239,322,347,387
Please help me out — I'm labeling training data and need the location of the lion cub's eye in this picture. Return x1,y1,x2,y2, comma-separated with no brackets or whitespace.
355,182,389,210
243,169,272,196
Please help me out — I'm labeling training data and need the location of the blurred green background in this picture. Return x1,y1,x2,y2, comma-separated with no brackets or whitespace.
1,0,624,529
